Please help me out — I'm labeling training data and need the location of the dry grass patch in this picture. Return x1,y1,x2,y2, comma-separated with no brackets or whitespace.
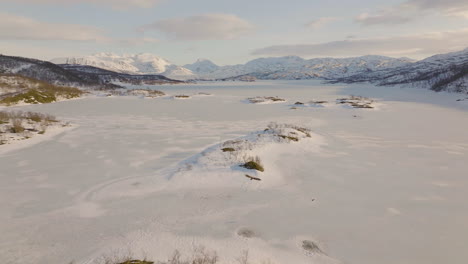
0,110,64,145
10,119,25,133
246,96,286,104
241,156,264,172
0,75,83,105
174,95,191,99
221,147,236,152
337,95,374,109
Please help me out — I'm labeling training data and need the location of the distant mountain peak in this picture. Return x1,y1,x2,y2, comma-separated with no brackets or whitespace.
184,59,219,74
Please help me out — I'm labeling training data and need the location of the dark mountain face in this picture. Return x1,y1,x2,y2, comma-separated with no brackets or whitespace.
60,64,184,86
0,55,92,86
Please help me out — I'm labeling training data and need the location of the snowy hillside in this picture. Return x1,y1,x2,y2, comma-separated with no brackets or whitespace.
333,48,468,93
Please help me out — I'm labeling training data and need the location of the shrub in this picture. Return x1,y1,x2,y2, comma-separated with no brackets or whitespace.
278,135,299,142
165,247,218,264
0,111,9,124
293,126,312,137
25,111,44,122
222,147,236,152
44,114,58,123
10,119,25,133
241,157,264,172
302,240,325,254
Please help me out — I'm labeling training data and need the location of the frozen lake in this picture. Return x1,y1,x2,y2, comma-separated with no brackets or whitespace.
1,80,468,264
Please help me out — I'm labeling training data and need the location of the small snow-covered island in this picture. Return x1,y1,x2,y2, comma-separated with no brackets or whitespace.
1,2,468,264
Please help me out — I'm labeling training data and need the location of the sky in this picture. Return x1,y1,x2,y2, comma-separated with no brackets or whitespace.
0,0,467,65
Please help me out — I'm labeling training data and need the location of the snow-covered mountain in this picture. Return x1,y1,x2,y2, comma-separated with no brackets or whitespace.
52,53,196,80
333,48,468,93
206,55,413,80
49,49,467,93
52,53,413,81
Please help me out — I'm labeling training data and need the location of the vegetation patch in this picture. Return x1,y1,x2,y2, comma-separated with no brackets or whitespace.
278,135,299,142
221,147,236,152
9,119,25,133
241,157,265,172
302,240,325,255
237,228,257,238
336,95,374,109
174,95,191,99
310,100,328,104
117,260,154,264
0,110,65,146
245,174,261,181
0,74,83,106
293,126,312,138
246,96,286,104
128,89,165,98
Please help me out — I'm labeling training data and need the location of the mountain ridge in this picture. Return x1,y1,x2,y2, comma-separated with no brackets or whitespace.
52,53,414,81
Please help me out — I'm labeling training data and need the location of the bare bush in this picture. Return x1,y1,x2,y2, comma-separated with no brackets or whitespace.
163,247,218,264
25,111,45,122
241,156,264,172
10,119,25,133
191,246,219,264
0,111,10,123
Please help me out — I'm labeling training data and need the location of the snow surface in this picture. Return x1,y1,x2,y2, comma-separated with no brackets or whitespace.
1,80,468,264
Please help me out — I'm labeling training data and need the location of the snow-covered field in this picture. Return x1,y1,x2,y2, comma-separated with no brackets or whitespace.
1,80,468,264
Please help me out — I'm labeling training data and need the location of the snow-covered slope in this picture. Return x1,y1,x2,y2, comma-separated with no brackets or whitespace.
333,48,468,93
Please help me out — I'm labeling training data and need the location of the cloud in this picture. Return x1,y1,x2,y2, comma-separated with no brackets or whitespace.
118,37,159,46
252,28,468,59
0,0,163,8
355,11,413,25
0,13,107,42
356,0,468,25
305,17,339,29
140,13,254,41
407,0,468,17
